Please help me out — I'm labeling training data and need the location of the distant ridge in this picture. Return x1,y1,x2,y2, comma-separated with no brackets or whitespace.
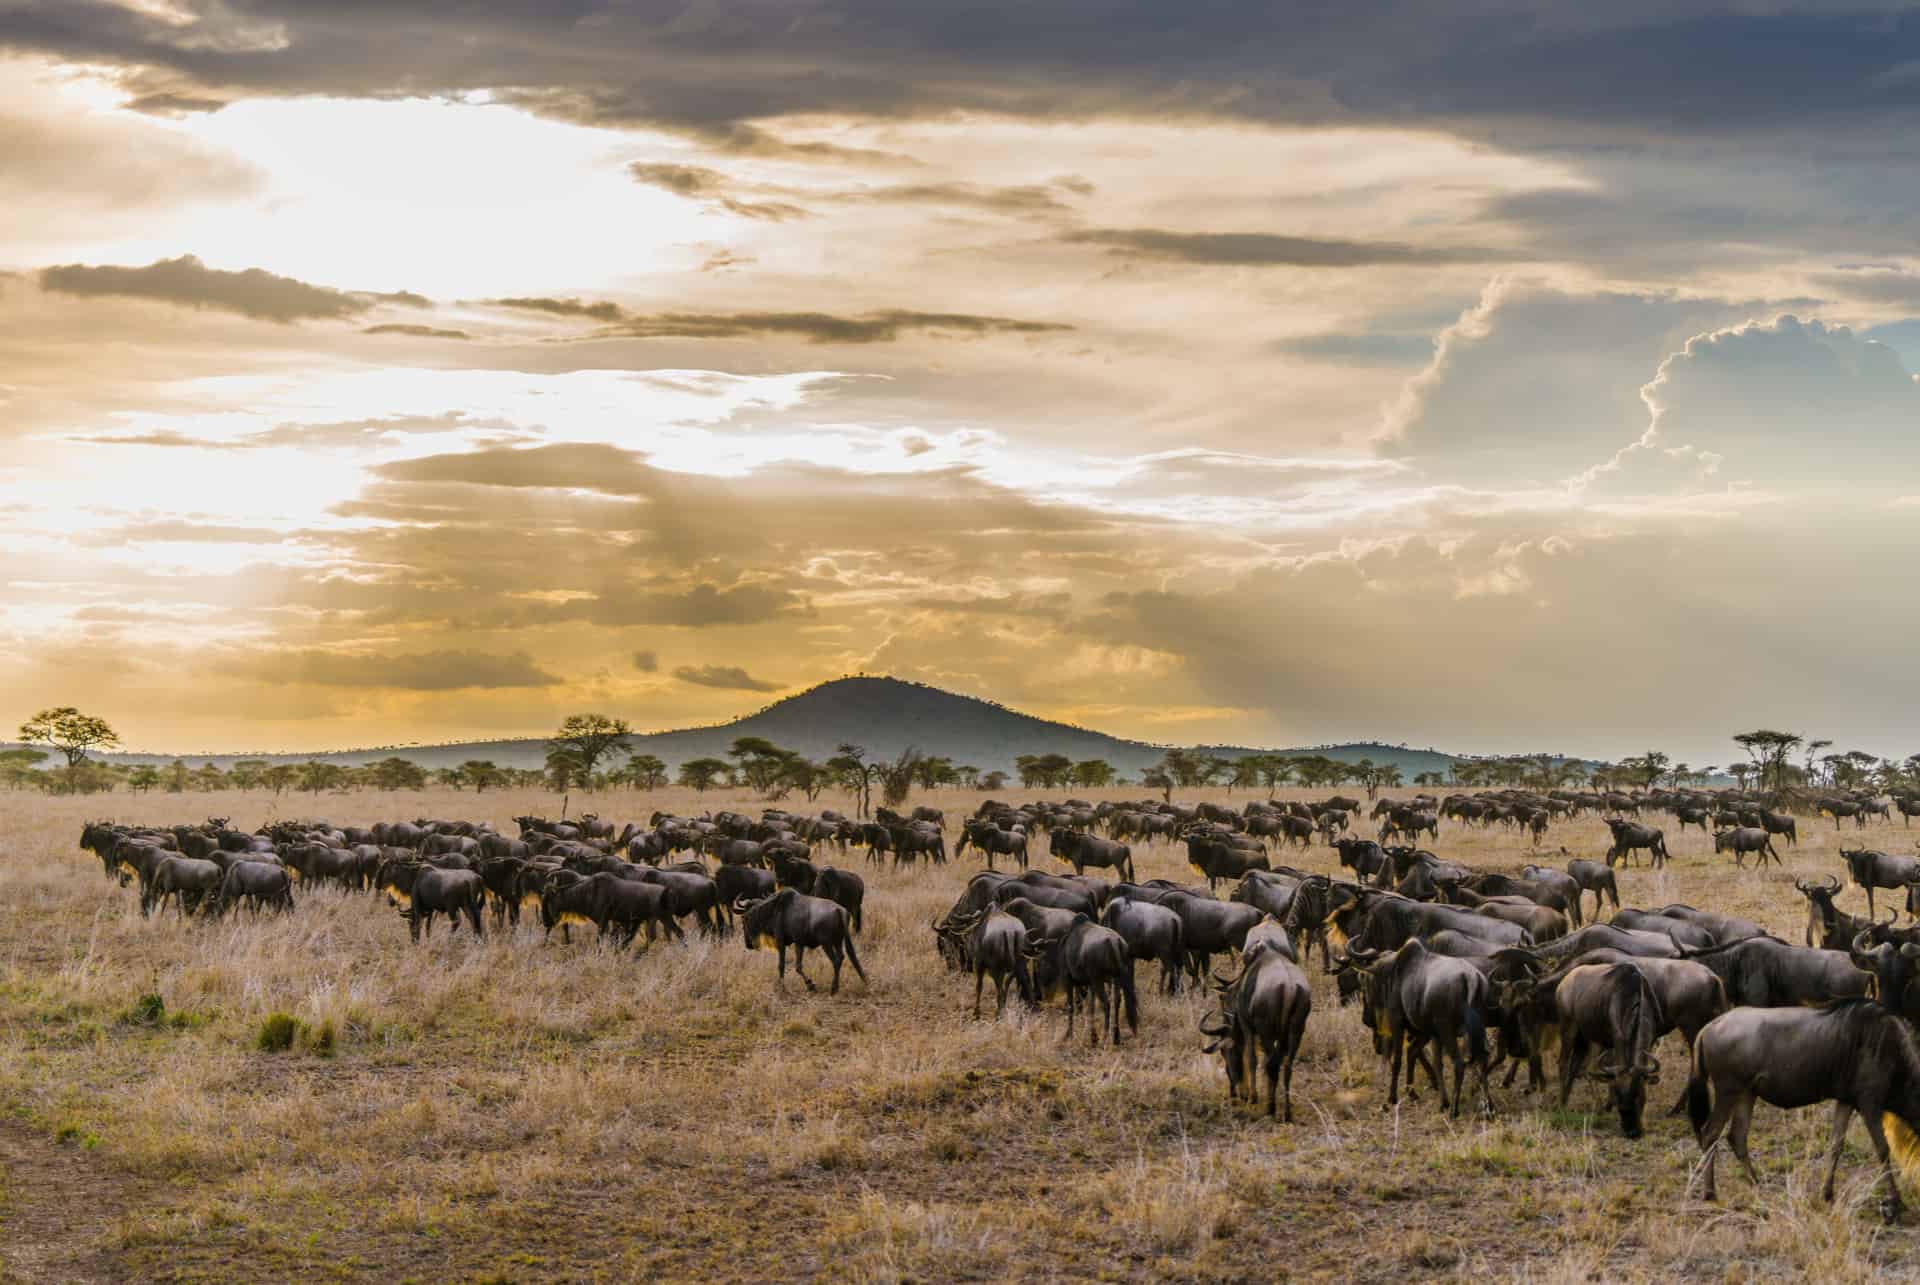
7,675,1463,777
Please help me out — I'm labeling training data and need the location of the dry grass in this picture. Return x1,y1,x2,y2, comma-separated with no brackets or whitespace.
0,783,1917,1280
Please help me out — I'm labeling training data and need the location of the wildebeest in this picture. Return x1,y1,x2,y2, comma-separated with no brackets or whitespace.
1340,939,1493,1118
1841,848,1920,920
737,889,866,994
539,871,677,947
1050,830,1135,883
212,860,294,917
1201,939,1312,1120
144,855,223,917
1603,819,1668,869
1158,891,1263,984
962,909,1035,1017
1533,963,1666,1138
1680,935,1871,1007
1713,826,1780,869
377,859,484,942
1029,914,1139,1045
1565,855,1620,920
1184,832,1270,891
1100,896,1187,994
1795,875,1895,951
1685,1002,1920,1221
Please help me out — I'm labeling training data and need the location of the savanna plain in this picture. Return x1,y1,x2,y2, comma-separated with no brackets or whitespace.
1,785,1916,1282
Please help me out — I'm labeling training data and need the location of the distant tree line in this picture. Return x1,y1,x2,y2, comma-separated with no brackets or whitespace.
13,706,1920,813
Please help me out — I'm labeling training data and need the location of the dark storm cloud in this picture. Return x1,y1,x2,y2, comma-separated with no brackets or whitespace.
38,255,424,323
1064,228,1511,267
483,297,1069,342
13,2,1920,144
672,663,781,692
632,649,659,672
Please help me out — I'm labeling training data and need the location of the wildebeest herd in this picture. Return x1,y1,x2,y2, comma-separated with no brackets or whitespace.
75,780,1920,1221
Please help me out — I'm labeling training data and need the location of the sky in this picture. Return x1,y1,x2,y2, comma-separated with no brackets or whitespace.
3,2,1919,763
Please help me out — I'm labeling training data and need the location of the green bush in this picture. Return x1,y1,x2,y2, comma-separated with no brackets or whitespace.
126,992,166,1026
256,1012,302,1052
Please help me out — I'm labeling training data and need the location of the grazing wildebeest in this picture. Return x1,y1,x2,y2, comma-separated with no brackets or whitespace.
1201,940,1313,1121
1759,810,1798,845
1685,1002,1920,1221
1713,826,1780,869
1157,891,1263,984
1610,909,1715,950
1050,830,1135,883
1538,963,1666,1138
1029,914,1139,1046
1841,848,1920,920
1603,818,1668,869
737,889,866,994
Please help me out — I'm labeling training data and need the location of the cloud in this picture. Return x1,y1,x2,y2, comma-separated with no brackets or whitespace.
672,663,781,692
1585,314,1920,493
1064,228,1510,267
1813,269,1920,310
38,255,397,323
237,648,564,691
484,296,1069,343
362,323,471,340
549,583,802,628
632,649,658,672
1375,281,1766,482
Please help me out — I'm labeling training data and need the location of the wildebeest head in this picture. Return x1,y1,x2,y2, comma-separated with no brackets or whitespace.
736,888,796,951
1852,930,1920,1020
1600,966,1663,1139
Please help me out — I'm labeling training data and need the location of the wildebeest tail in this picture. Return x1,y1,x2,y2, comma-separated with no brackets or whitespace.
1685,1043,1712,1140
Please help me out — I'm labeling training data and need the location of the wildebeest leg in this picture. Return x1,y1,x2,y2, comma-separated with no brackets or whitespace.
468,898,483,937
1821,1103,1855,1203
792,945,817,991
1559,1029,1588,1109
825,943,845,995
1725,1093,1759,1187
1860,1109,1907,1222
973,967,986,1018
408,909,421,943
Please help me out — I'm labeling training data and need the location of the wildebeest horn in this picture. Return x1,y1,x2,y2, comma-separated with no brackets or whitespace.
1794,877,1811,894
1883,908,1901,927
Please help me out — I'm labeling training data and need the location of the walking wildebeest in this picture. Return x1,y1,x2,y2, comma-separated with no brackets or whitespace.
1685,1002,1920,1222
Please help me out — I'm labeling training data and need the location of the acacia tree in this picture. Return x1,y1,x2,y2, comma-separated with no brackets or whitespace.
826,744,874,816
1619,750,1671,792
677,757,731,792
19,707,118,791
547,714,633,790
1071,758,1116,789
627,754,668,790
1733,729,1803,801
873,747,924,809
460,760,505,792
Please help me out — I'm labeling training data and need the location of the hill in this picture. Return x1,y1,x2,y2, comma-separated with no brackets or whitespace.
5,676,1468,779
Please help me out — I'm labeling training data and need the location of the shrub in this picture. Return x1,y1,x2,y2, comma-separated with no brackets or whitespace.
256,1012,303,1052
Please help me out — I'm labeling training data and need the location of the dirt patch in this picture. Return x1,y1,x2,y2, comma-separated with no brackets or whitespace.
0,1119,145,1283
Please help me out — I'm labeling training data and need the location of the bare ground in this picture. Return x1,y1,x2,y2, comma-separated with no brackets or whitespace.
1,785,1917,1281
